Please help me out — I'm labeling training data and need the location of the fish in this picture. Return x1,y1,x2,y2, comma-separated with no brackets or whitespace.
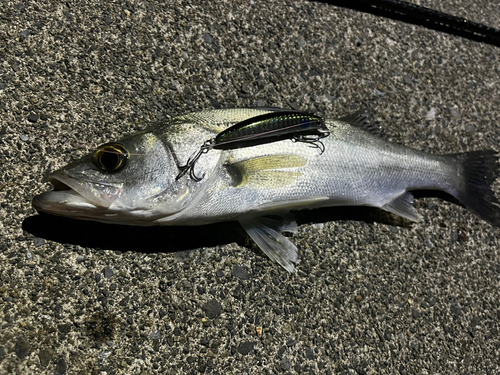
32,108,500,272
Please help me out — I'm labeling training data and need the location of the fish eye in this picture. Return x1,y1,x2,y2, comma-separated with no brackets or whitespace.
92,143,129,172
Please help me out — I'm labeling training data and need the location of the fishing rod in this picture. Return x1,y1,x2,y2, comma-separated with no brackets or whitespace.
317,0,500,47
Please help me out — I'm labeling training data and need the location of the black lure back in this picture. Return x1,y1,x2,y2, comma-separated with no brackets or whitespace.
214,111,329,149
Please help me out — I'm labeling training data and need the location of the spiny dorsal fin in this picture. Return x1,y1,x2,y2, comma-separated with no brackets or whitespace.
338,109,382,135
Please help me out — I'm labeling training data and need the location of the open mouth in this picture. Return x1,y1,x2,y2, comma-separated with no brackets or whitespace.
49,177,73,192
40,173,122,209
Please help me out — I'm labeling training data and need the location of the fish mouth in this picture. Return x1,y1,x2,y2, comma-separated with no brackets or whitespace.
32,172,122,215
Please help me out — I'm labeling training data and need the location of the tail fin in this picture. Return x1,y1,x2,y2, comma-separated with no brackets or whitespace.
450,150,500,226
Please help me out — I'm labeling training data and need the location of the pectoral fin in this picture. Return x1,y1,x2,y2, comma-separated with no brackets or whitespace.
239,216,299,273
230,154,307,188
381,192,422,222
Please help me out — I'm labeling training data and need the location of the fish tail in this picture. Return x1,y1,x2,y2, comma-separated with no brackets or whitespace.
449,150,500,226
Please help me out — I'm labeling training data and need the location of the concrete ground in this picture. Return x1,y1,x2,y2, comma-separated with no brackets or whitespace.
1,0,499,374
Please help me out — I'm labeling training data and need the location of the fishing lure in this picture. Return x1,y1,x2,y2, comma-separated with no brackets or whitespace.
176,110,330,181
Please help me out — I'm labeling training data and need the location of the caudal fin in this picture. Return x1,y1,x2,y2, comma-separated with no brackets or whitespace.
450,150,500,226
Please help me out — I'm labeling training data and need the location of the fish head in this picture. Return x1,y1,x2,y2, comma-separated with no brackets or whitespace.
32,131,193,224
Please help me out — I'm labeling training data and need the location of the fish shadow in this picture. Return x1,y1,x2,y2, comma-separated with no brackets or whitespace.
22,213,248,254
22,191,455,254
22,207,405,254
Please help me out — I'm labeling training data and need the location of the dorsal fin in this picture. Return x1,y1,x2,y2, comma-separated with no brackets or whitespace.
338,109,382,135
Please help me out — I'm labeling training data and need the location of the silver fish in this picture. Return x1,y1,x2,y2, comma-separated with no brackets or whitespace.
32,108,500,272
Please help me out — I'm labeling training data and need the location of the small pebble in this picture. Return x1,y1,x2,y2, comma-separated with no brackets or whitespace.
231,265,249,280
149,330,162,340
104,267,114,279
27,114,38,123
203,299,222,319
19,30,30,39
34,237,45,247
237,341,255,356
403,74,412,84
281,356,291,371
254,99,267,107
203,33,213,44
465,123,476,133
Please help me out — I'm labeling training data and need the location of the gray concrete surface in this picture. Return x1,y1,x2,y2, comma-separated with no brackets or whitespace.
1,0,499,374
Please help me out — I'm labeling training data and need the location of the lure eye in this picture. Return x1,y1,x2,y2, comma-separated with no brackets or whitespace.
92,143,129,172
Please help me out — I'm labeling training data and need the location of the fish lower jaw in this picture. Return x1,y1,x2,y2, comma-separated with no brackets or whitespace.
33,190,101,214
32,190,172,225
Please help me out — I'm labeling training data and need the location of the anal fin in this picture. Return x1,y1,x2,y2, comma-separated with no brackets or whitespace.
239,216,299,273
381,192,422,222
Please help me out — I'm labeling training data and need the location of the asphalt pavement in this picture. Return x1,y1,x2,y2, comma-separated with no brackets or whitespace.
1,0,499,374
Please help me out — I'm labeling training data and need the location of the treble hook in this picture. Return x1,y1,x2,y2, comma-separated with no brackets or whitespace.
176,140,213,181
292,133,329,155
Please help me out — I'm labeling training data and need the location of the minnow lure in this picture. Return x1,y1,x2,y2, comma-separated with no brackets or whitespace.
176,110,329,181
